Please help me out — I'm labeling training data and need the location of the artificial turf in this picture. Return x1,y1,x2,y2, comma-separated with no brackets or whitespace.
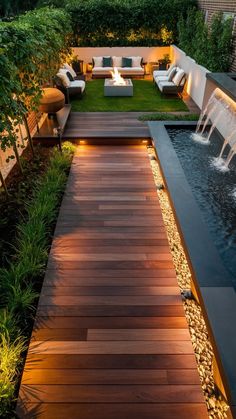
71,79,188,112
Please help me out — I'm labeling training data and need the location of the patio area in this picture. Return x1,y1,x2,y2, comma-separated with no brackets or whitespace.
1,1,235,418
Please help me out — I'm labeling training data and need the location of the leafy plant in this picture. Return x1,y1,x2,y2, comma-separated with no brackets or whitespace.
0,7,72,169
0,145,74,415
0,334,26,417
65,0,196,47
139,113,199,121
178,9,233,72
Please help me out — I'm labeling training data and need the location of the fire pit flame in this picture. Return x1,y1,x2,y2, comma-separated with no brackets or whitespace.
110,67,126,85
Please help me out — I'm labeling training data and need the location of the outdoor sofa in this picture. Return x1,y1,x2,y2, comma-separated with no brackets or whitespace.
92,56,145,78
153,64,186,97
54,63,86,103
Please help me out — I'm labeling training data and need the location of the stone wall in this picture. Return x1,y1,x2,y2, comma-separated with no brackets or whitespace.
198,0,236,72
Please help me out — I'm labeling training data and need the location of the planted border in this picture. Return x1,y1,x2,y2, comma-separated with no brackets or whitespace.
138,113,199,122
0,142,75,417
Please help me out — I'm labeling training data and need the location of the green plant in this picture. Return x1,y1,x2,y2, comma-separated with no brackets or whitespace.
66,0,196,47
0,145,74,415
0,310,19,341
138,113,199,121
178,9,233,72
0,7,72,174
158,53,171,65
0,334,26,417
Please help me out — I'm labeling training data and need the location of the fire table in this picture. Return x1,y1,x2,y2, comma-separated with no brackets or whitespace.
104,78,133,97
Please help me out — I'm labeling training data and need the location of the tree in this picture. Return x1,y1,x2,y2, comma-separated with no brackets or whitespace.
178,9,233,72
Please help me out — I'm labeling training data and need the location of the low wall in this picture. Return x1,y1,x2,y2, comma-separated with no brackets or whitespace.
72,46,170,67
170,45,209,110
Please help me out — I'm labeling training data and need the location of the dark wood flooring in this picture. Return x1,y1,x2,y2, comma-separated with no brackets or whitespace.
63,112,150,139
17,145,208,419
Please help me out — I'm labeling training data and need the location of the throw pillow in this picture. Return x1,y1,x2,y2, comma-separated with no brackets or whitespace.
172,69,185,86
56,72,70,88
103,56,112,67
63,63,76,78
131,56,142,67
66,71,74,81
168,67,177,81
93,56,103,67
122,57,132,68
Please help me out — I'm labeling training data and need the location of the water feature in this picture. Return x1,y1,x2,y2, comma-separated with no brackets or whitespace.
194,88,236,171
167,126,236,284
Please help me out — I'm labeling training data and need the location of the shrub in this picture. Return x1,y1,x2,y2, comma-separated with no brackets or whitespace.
66,0,196,46
178,9,233,72
139,113,199,121
0,7,72,158
0,334,26,417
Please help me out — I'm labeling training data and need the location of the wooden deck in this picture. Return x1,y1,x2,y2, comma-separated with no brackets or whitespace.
63,112,150,139
17,145,208,419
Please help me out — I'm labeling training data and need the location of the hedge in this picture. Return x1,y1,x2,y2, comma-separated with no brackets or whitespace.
66,0,197,46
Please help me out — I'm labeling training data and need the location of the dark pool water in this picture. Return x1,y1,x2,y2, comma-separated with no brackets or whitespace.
167,128,236,284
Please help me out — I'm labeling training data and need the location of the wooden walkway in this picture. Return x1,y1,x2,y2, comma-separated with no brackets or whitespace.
63,112,150,139
17,145,208,419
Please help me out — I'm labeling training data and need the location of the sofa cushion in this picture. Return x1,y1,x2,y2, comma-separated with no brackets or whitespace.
63,63,77,78
158,81,175,92
93,56,103,67
122,57,132,67
117,67,144,75
56,72,70,88
112,56,122,67
70,80,86,92
92,67,113,74
103,56,112,67
155,75,169,83
173,69,185,86
168,67,177,81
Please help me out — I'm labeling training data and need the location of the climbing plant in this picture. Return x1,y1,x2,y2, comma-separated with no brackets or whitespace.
0,7,72,190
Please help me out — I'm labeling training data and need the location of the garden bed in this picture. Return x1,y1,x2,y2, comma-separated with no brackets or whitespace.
0,143,75,417
71,79,188,112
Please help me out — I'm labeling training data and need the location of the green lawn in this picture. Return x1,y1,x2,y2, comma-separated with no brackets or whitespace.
71,79,188,112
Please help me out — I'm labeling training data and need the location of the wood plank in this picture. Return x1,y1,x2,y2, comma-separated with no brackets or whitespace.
24,353,198,369
17,403,209,419
36,306,186,318
18,384,205,403
43,276,177,287
40,286,180,296
29,340,194,355
17,144,207,419
87,329,190,341
38,295,182,306
21,368,200,385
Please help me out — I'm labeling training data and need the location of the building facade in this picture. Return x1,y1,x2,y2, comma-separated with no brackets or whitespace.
198,0,236,72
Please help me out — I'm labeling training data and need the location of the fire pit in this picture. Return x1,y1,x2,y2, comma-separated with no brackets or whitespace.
104,67,133,97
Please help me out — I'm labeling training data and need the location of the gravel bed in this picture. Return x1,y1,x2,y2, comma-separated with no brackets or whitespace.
148,146,229,419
